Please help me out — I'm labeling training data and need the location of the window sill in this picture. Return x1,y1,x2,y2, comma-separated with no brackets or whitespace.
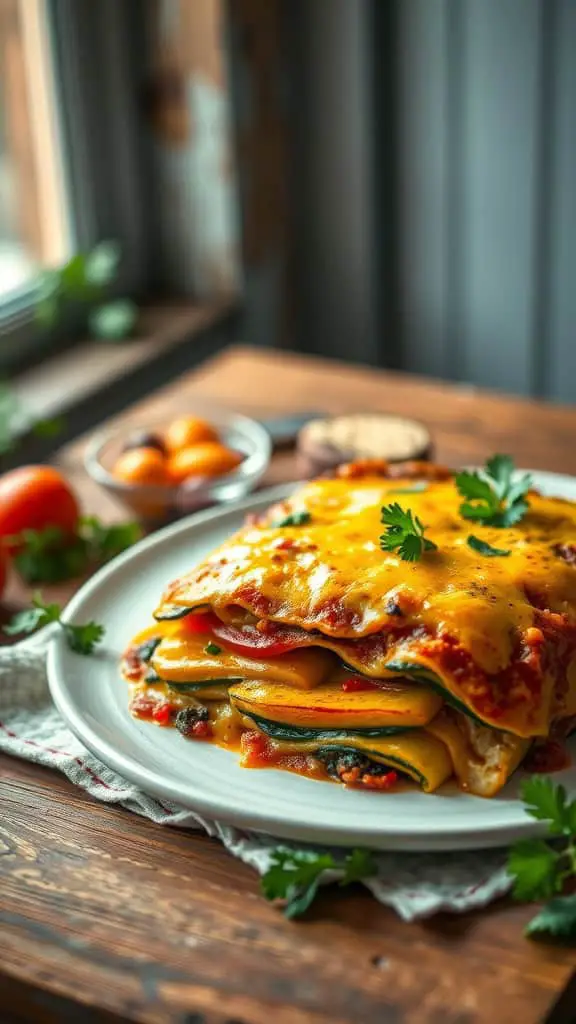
6,299,239,467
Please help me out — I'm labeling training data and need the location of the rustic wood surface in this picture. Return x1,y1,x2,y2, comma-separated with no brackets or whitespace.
2,345,576,1024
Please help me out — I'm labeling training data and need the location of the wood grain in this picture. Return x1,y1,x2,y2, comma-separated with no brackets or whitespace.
2,345,576,1023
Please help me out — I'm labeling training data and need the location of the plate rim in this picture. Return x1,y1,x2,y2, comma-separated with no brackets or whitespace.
47,471,576,851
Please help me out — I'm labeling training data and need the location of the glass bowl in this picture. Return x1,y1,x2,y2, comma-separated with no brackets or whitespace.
84,405,272,527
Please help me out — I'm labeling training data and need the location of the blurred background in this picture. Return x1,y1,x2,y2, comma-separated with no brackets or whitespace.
1,0,575,401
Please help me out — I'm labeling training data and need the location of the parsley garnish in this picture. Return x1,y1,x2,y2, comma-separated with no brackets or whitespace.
261,847,377,919
456,454,531,527
204,642,222,655
8,516,141,584
273,511,311,528
4,592,105,655
467,535,511,558
380,503,437,562
508,776,576,939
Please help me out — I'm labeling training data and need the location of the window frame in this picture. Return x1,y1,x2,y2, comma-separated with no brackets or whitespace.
0,0,153,369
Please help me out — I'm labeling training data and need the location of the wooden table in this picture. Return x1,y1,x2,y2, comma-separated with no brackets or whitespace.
2,346,575,1024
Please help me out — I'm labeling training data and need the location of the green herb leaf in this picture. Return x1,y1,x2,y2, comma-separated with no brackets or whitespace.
4,592,104,656
467,535,511,557
64,620,105,655
79,516,142,563
508,839,561,901
89,299,138,341
11,526,89,584
204,642,222,655
32,415,66,439
4,606,51,635
341,848,378,886
10,518,141,585
508,776,576,943
455,455,532,527
273,511,312,528
380,503,437,562
60,253,90,295
521,776,576,836
261,846,376,919
261,848,336,918
84,240,121,288
525,894,576,939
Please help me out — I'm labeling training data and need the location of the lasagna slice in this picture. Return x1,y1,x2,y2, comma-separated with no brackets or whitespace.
123,459,576,796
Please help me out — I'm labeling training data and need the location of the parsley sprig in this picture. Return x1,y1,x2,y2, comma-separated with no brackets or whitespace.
380,503,437,562
8,516,141,584
273,511,311,528
4,592,105,655
508,776,576,939
456,454,532,527
467,535,511,558
262,847,377,918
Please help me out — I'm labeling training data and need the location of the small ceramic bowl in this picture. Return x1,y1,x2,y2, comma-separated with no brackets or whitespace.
85,405,272,527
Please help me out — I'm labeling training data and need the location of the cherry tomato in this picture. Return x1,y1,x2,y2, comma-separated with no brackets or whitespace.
167,443,242,484
164,416,219,453
112,447,167,486
0,466,80,552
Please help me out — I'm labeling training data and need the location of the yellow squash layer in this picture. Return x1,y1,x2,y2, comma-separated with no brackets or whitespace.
152,634,335,690
229,677,442,729
238,726,453,793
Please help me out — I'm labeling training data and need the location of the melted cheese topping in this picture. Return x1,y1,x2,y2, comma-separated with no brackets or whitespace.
158,474,576,661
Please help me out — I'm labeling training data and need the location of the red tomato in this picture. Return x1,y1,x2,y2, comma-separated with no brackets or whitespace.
180,610,304,655
0,466,80,552
210,617,304,656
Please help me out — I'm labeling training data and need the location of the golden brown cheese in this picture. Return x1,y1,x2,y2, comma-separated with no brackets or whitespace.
155,463,576,737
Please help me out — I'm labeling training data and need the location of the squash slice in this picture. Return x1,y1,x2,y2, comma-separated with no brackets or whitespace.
238,720,452,792
151,634,335,690
229,676,442,729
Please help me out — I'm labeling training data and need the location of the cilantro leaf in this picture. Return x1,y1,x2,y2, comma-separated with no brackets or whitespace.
11,526,90,584
204,642,222,656
4,606,52,635
79,516,142,562
521,776,576,836
380,503,437,562
525,894,576,939
508,839,561,901
486,453,514,493
4,593,104,656
273,511,311,528
341,848,377,885
455,455,532,527
509,776,576,943
467,535,511,557
261,848,336,918
64,621,105,655
261,846,377,919
9,517,141,585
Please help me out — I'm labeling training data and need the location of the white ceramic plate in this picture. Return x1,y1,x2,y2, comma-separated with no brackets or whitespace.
48,471,576,851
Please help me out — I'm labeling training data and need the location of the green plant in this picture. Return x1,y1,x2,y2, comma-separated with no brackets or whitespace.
35,240,138,342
